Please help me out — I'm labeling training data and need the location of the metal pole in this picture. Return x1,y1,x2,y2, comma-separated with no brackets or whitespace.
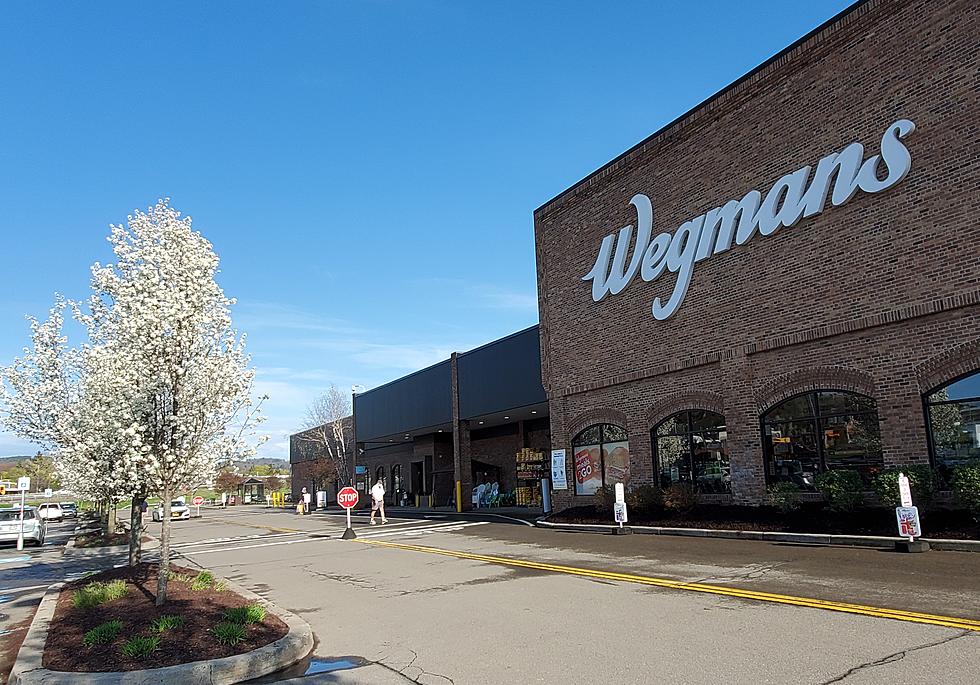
17,488,25,551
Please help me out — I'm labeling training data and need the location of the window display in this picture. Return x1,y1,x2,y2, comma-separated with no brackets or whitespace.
571,424,630,496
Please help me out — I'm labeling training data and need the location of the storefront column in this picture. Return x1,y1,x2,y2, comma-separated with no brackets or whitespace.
874,361,931,469
451,352,473,511
721,349,767,505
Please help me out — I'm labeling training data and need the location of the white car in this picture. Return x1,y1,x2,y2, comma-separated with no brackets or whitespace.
36,502,64,523
152,500,190,522
0,507,46,546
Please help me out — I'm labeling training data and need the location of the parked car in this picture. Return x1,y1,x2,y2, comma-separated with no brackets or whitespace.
0,507,46,546
59,502,79,519
152,500,190,522
36,502,64,522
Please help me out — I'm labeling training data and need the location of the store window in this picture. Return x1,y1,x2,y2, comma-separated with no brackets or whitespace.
375,465,386,489
762,391,882,488
653,411,729,493
925,370,980,471
391,464,403,500
571,424,630,496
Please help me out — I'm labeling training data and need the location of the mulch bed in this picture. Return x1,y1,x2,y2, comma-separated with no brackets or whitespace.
43,563,288,672
73,531,151,548
549,504,980,539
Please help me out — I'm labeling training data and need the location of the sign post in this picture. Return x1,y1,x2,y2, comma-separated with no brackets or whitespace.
192,495,204,517
612,482,631,535
895,472,927,553
17,476,30,551
337,486,359,540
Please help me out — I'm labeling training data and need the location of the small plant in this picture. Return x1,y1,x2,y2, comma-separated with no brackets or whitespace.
662,483,698,514
212,621,247,646
225,603,266,625
191,570,216,591
814,469,865,512
951,462,980,514
167,569,194,584
121,635,160,659
872,466,936,506
767,482,803,514
213,580,227,592
625,484,664,515
82,620,123,647
72,579,129,609
150,614,185,633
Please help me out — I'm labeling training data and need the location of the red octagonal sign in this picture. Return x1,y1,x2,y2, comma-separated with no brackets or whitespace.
337,486,359,509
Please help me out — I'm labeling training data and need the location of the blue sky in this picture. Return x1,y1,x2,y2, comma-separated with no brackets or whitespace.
0,0,853,459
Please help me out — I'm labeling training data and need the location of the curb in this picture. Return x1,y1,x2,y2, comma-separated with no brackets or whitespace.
9,576,314,684
534,520,980,552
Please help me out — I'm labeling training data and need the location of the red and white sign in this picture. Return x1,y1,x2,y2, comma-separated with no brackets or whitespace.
192,496,205,507
337,487,359,509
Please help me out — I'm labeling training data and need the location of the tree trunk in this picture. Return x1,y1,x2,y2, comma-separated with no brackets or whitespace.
100,500,110,537
155,487,172,606
129,493,145,567
108,502,118,534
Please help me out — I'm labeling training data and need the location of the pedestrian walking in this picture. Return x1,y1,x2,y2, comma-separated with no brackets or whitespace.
302,487,312,515
370,479,387,525
221,492,227,509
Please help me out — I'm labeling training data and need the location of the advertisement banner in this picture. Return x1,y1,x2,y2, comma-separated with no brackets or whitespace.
551,449,568,490
574,446,603,496
603,441,631,486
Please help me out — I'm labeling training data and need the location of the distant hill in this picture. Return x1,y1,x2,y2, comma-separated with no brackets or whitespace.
234,457,289,470
0,456,31,469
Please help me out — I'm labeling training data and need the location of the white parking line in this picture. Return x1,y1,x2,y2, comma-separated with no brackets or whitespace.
172,531,306,549
174,536,329,556
358,522,489,539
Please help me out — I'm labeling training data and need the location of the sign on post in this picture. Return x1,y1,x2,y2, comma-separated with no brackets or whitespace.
17,476,30,492
192,495,204,517
338,486,359,540
551,450,568,490
614,501,628,524
16,477,29,551
44,488,52,498
896,506,921,539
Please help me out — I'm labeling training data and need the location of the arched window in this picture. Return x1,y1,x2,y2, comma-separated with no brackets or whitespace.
762,391,882,488
391,464,403,496
925,370,980,470
375,465,386,489
571,424,629,496
653,411,729,493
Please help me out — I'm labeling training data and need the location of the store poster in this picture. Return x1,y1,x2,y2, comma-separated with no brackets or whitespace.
574,445,603,495
551,449,568,490
603,441,631,486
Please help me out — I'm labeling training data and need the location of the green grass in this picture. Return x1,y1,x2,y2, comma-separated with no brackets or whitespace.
166,569,195,585
191,570,215,591
224,603,266,625
72,580,128,609
212,621,247,646
82,620,123,647
150,614,185,633
121,636,160,659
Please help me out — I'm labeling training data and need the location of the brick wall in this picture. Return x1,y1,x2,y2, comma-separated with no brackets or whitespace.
534,0,980,509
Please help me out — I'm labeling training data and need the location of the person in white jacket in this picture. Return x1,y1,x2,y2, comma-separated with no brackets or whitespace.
370,479,387,525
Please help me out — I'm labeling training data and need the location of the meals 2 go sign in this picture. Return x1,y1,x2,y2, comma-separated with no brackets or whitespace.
582,119,915,320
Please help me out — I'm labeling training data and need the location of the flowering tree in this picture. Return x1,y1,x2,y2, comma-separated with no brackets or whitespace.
85,200,266,604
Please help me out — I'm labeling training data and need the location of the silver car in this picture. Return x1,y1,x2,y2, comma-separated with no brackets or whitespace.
0,507,46,546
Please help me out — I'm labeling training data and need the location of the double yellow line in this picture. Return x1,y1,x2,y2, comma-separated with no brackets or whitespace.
357,538,980,632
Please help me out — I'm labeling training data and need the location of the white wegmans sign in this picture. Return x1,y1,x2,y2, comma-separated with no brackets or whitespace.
582,119,915,320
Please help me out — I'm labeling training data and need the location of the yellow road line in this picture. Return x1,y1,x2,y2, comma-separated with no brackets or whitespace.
357,538,980,632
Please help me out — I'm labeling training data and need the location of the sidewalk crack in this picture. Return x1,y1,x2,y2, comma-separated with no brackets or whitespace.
820,630,973,684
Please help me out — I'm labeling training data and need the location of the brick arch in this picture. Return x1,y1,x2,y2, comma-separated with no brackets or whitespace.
915,339,980,395
567,408,629,441
646,391,725,429
754,366,877,412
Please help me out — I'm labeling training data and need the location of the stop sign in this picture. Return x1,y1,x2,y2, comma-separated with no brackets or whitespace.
337,486,359,509
192,496,204,506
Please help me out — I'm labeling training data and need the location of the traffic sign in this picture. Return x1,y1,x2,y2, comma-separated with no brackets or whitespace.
896,506,921,540
17,476,30,491
614,501,628,524
337,487,359,509
192,496,205,506
44,488,53,498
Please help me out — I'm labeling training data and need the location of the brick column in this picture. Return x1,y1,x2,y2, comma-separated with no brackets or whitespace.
720,349,767,505
451,353,473,510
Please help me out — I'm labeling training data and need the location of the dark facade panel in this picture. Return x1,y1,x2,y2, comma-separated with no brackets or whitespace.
458,326,547,420
354,360,452,441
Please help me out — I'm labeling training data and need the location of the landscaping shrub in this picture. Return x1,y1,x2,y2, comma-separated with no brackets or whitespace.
593,486,615,514
72,580,129,609
82,620,123,647
167,569,195,584
766,482,802,514
212,621,247,646
814,469,864,512
625,484,664,515
225,603,266,625
662,483,698,514
121,636,160,659
191,570,216,591
150,614,185,633
872,466,936,506
950,462,980,514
